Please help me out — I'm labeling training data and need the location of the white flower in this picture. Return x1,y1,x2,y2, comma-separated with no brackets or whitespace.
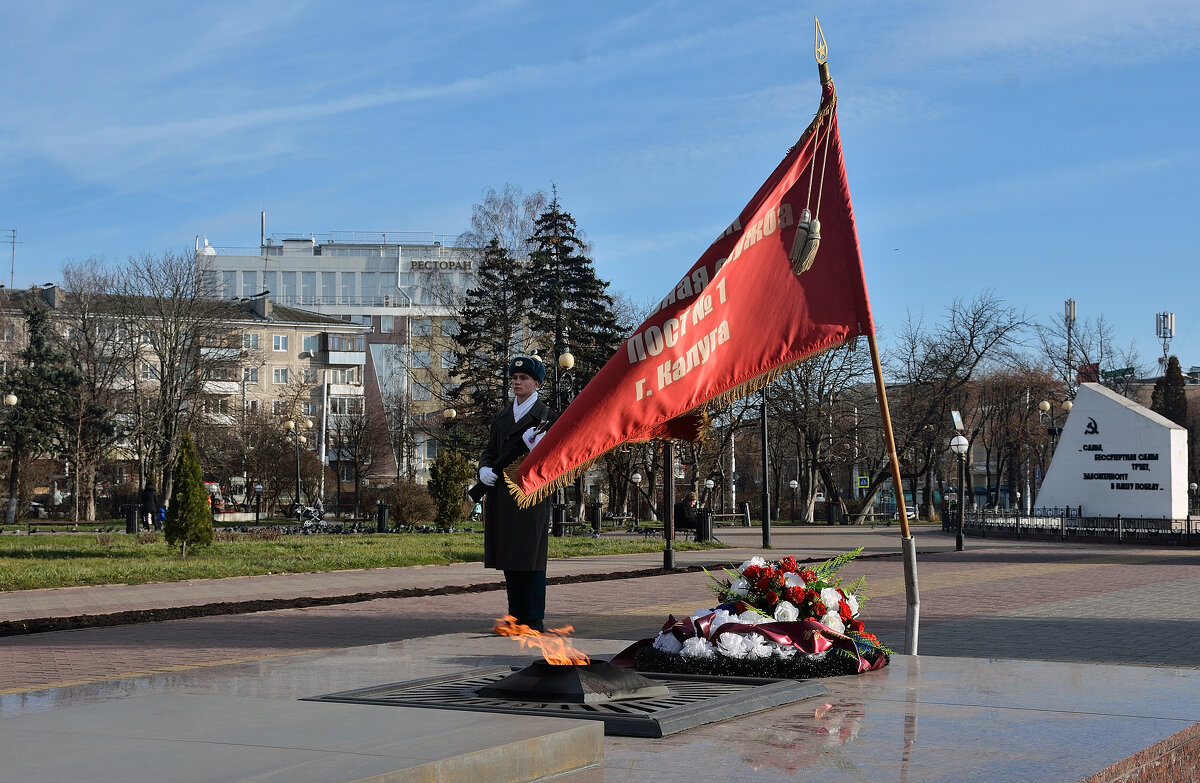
738,609,768,625
746,634,773,659
715,632,752,659
773,601,799,622
845,594,859,617
820,612,846,635
652,632,683,654
708,608,740,632
783,573,806,589
771,642,798,659
738,557,767,573
681,636,715,658
728,578,751,597
820,587,843,611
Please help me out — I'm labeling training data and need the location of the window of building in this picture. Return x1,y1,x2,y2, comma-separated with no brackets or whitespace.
243,332,259,350
426,439,440,459
241,271,258,298
0,360,9,375
439,319,459,337
326,333,365,352
272,334,288,352
282,271,297,300
340,272,355,302
322,272,337,302
242,366,259,383
272,367,289,384
441,351,455,369
222,271,237,299
380,315,394,333
301,271,316,302
210,366,233,381
360,271,379,303
140,362,160,380
203,397,230,415
263,271,277,294
272,400,287,415
302,368,318,384
330,397,362,415
301,400,317,417
1,322,14,341
246,399,260,414
411,382,432,401
412,350,431,369
302,335,319,353
339,463,354,482
411,318,432,337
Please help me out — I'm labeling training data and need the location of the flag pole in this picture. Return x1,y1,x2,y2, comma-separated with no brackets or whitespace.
867,330,920,655
816,15,920,654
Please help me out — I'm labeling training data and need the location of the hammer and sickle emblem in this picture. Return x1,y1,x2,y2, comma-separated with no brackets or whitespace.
1084,417,1099,435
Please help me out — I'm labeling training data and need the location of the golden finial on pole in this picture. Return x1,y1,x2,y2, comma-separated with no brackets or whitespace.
814,17,831,84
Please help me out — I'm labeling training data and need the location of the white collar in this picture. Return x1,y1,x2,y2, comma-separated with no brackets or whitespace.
512,393,538,423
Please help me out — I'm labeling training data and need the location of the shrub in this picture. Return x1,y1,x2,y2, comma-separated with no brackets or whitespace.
362,481,436,528
164,434,213,557
427,449,474,529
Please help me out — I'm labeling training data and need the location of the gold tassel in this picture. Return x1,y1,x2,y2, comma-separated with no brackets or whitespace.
789,219,820,275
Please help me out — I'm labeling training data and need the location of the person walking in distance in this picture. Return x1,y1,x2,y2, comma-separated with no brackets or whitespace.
478,356,555,632
140,483,158,531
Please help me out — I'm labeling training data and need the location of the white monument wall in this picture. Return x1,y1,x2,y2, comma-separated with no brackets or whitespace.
1035,383,1188,518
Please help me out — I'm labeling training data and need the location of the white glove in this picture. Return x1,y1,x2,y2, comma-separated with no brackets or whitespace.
522,426,546,450
479,466,498,486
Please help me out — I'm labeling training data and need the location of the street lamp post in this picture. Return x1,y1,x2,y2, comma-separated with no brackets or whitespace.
1038,399,1074,451
254,483,263,523
283,418,314,514
789,479,798,523
631,472,642,526
950,435,969,551
3,393,18,527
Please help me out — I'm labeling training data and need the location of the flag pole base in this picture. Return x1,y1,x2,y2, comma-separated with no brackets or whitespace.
663,545,676,570
902,535,920,655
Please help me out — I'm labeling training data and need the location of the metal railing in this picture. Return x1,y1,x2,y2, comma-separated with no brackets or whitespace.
947,509,1198,546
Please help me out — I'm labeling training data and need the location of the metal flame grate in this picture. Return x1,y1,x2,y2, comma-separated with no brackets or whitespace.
306,666,828,737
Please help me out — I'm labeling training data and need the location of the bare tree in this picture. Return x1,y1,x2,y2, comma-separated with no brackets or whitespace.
58,262,132,521
117,250,232,500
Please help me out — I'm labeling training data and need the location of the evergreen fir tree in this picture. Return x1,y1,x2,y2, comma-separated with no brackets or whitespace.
1151,355,1188,427
0,291,81,525
164,433,213,557
524,194,624,411
427,447,475,529
453,238,530,446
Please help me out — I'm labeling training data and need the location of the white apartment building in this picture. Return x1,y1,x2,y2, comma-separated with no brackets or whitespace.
201,228,476,482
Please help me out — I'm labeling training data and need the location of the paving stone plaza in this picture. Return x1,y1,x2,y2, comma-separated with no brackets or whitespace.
3,525,1200,781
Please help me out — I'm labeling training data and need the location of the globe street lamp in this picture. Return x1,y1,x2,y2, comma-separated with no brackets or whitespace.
3,393,17,527
789,479,798,523
1038,398,1073,451
631,472,642,526
283,418,313,514
704,478,715,508
950,434,969,551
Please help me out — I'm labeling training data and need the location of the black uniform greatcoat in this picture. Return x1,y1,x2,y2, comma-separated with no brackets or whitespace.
480,398,554,572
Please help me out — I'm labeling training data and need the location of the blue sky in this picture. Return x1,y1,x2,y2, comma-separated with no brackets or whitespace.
2,1,1198,371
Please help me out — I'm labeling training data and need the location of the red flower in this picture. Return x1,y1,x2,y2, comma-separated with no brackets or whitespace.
813,601,827,615
742,565,761,581
800,569,817,583
839,600,853,620
755,574,773,593
779,556,799,573
785,586,806,604
763,590,780,606
805,589,818,602
847,618,864,633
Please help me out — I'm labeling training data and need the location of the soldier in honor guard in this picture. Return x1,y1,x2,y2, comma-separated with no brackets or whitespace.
478,356,555,632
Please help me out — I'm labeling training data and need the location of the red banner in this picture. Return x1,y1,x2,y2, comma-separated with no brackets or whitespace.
511,80,874,506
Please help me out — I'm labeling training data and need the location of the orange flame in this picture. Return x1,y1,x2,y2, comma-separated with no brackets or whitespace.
492,615,591,665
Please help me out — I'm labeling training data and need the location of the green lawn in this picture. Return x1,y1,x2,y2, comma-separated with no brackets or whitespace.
0,530,725,591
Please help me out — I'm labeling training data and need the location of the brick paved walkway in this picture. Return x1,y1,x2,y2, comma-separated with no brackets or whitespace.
3,528,1199,694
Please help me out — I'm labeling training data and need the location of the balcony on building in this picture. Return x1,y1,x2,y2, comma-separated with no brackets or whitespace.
324,332,366,366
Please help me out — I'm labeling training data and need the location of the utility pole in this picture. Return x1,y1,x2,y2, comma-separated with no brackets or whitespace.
6,230,20,289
